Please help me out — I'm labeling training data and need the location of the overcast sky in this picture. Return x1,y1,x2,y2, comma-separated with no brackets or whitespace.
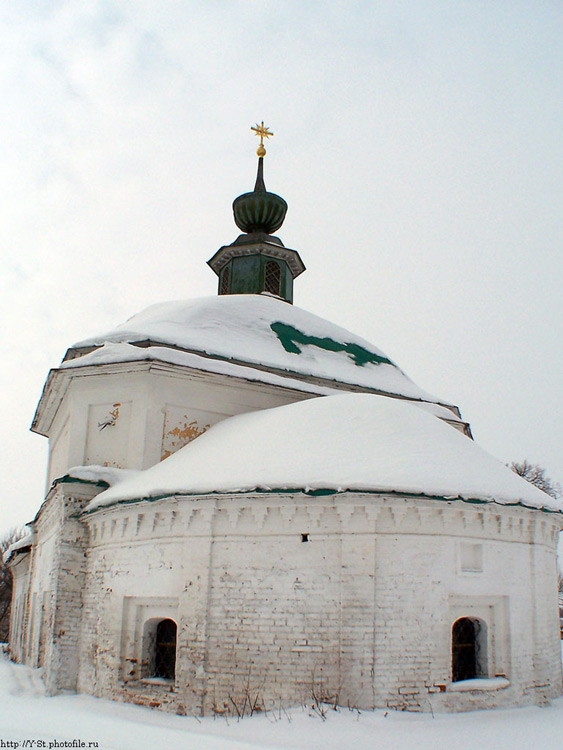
1,1,561,534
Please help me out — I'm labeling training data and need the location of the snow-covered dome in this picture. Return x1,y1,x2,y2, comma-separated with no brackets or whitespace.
68,294,453,407
86,393,560,513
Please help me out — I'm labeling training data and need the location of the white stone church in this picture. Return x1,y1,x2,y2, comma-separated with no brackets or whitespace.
7,137,563,715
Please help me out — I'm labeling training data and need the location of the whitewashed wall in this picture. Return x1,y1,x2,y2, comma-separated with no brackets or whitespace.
75,493,563,714
13,357,561,714
44,362,313,488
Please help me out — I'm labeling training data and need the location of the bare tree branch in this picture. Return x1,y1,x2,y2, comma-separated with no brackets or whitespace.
509,460,562,500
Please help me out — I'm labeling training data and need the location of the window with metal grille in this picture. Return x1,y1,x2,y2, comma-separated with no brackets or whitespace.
153,619,177,680
220,267,230,295
452,617,485,682
264,261,281,296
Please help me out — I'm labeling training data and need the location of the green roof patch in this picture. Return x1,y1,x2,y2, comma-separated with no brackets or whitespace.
270,322,394,368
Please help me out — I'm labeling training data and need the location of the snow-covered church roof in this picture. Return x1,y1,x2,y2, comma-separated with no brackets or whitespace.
68,294,453,408
85,393,560,513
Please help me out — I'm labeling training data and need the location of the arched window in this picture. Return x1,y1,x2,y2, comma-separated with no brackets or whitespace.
220,267,230,295
153,619,177,680
452,617,487,682
264,261,281,296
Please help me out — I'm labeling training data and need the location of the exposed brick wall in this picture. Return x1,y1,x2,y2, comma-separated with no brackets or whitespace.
8,482,99,694
202,534,344,713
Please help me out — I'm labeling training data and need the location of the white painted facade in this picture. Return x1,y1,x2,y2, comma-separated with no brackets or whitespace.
7,301,563,714
39,360,315,489
10,481,562,713
77,492,561,714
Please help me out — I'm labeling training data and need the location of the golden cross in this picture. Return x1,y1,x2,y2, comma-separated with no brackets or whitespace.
251,121,274,157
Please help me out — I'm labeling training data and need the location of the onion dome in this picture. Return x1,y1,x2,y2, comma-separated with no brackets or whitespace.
208,122,304,304
233,157,288,235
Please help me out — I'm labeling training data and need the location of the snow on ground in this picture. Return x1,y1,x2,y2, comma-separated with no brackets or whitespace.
2,647,563,750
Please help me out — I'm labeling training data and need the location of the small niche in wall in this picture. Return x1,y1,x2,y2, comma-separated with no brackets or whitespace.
301,533,310,543
460,542,483,573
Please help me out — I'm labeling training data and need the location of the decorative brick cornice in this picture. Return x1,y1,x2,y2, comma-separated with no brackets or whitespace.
84,493,563,550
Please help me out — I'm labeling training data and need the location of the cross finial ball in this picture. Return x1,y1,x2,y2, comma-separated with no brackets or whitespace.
251,121,274,157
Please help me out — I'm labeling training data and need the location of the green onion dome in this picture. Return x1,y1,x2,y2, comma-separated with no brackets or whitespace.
233,157,288,235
